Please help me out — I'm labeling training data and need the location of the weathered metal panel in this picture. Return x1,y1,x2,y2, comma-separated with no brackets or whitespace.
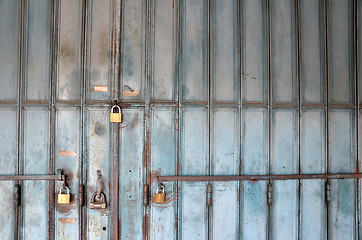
152,0,176,101
271,110,298,239
300,0,325,104
121,0,145,102
212,0,238,103
22,108,49,239
24,0,51,101
119,109,144,239
241,109,268,239
86,108,110,239
300,110,326,239
211,109,239,239
329,110,356,239
87,0,112,101
57,0,83,101
242,0,267,103
180,108,208,240
55,108,80,239
271,0,297,104
181,0,208,102
0,0,19,101
0,108,17,239
328,0,354,104
150,108,176,240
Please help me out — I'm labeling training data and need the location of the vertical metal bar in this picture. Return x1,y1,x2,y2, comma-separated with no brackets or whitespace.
353,0,360,238
111,0,122,238
80,0,87,238
237,0,242,239
296,0,302,239
324,0,330,239
207,0,212,239
175,1,181,238
16,1,26,239
48,1,58,238
266,0,272,239
144,1,151,239
355,0,361,237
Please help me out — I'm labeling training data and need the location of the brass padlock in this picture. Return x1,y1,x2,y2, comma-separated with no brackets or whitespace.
154,185,166,204
57,186,70,204
90,192,107,209
110,105,122,123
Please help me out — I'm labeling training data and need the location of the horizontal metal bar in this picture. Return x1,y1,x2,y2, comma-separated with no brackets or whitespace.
0,169,63,181
157,173,362,182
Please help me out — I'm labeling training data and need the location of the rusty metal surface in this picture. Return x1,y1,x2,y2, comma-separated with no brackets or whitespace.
1,0,362,239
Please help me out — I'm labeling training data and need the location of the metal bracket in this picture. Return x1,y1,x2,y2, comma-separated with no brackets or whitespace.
143,184,149,206
267,183,273,206
79,185,84,207
325,180,331,202
96,170,103,197
206,184,212,206
14,184,21,207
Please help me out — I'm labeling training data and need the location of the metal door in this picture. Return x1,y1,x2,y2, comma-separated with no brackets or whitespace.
0,0,361,239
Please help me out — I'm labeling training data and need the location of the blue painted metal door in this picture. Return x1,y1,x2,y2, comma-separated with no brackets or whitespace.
0,0,361,239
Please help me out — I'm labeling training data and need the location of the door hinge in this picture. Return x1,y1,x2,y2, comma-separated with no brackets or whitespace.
267,183,273,206
206,184,212,206
144,184,149,206
14,184,21,207
325,180,331,202
79,185,84,207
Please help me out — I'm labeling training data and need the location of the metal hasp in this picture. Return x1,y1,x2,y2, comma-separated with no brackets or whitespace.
90,170,107,209
157,173,362,182
0,169,64,181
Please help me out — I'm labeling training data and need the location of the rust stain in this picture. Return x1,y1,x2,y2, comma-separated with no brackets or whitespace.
272,102,297,107
56,100,81,104
243,102,267,107
302,103,325,107
58,150,76,157
0,101,17,104
59,218,76,224
150,168,162,184
56,202,76,214
123,90,140,96
23,100,49,104
92,85,108,92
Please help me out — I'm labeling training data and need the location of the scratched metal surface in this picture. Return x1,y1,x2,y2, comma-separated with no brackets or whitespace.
0,0,362,239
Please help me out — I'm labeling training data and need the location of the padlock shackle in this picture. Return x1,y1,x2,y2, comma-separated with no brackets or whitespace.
91,192,106,203
58,186,69,194
111,105,121,113
156,185,165,193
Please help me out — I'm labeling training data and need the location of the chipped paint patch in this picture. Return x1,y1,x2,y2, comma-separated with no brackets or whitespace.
58,150,76,157
123,90,140,96
92,85,108,92
59,218,76,224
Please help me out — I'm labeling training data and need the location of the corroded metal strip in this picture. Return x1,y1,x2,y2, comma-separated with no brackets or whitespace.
0,169,63,181
158,173,362,182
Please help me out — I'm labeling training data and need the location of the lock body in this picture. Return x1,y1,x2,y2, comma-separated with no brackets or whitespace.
154,192,166,203
58,186,70,204
90,202,107,209
90,192,107,209
110,112,122,122
110,105,122,123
